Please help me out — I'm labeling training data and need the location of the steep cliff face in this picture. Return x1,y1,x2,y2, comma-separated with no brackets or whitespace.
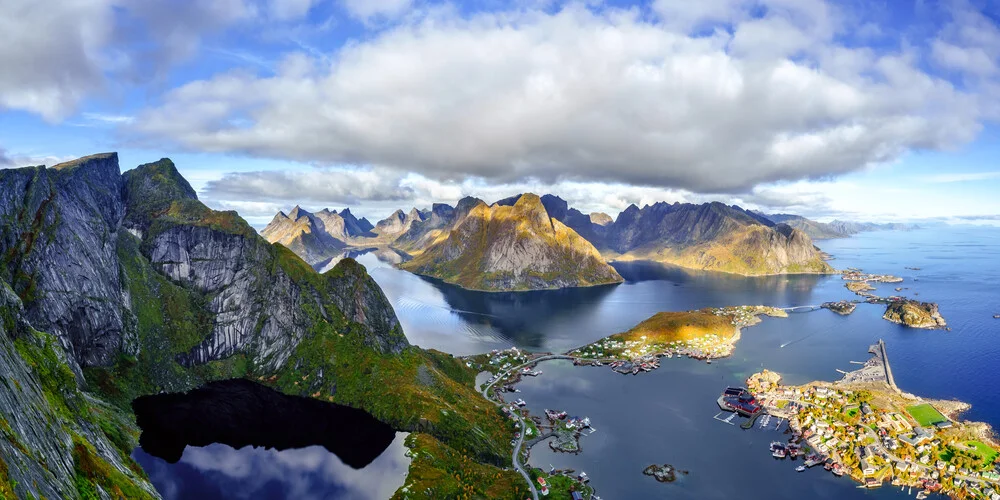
0,281,158,499
0,153,131,369
401,194,623,291
599,202,833,275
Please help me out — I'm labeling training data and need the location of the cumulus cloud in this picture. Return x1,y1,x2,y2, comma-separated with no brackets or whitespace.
0,0,253,121
202,168,418,206
131,2,987,193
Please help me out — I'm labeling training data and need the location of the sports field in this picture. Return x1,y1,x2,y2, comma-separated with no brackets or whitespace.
906,403,948,427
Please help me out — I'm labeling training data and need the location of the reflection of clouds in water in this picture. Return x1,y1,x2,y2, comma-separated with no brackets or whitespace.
139,457,181,500
175,432,410,500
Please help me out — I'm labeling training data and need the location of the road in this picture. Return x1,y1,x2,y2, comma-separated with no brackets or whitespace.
479,355,573,500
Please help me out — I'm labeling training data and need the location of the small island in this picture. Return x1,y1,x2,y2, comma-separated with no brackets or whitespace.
883,300,947,329
822,300,857,315
568,306,788,372
643,463,688,483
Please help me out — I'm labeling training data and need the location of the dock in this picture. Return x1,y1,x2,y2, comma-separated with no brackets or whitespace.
876,339,900,393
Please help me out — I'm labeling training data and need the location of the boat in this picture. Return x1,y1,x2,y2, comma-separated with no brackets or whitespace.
514,399,526,407
795,465,806,472
994,314,1000,319
770,441,784,452
833,468,845,477
578,472,589,483
772,448,787,459
916,492,928,500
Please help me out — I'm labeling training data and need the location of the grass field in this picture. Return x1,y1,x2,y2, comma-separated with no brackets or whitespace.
906,403,948,427
966,441,999,465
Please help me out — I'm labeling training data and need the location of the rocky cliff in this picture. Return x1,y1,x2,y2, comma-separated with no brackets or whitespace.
883,300,947,329
1,279,158,499
0,154,518,498
401,194,623,291
597,202,833,275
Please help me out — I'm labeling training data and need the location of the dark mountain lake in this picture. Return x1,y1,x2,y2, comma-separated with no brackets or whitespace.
137,226,1000,499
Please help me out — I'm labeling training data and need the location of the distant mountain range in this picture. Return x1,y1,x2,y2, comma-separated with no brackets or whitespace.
262,194,879,290
754,213,919,241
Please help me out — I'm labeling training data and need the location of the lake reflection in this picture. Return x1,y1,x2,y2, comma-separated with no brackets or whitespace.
133,379,409,500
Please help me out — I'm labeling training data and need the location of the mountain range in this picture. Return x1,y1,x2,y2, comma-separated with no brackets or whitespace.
0,154,524,498
264,194,838,289
400,194,624,291
756,213,919,240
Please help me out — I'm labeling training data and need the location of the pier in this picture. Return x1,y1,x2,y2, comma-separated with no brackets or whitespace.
874,339,900,393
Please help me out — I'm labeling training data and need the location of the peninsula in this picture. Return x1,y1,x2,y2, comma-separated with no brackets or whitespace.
746,341,999,498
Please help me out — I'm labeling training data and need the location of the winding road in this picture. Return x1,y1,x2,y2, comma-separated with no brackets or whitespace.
480,354,574,500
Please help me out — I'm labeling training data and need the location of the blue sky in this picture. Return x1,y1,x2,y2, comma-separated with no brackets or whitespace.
3,0,1000,226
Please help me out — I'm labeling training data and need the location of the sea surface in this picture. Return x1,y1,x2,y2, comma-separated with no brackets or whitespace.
137,226,1000,499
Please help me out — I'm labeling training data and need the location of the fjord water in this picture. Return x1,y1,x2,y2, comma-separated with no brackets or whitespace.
362,225,1000,499
137,226,1000,498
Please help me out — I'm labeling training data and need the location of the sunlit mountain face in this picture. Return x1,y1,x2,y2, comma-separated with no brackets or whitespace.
2,1,1000,499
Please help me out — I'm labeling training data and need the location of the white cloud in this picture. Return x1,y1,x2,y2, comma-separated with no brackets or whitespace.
0,0,253,121
131,2,985,193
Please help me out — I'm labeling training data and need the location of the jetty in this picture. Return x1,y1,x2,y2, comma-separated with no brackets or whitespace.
874,339,900,393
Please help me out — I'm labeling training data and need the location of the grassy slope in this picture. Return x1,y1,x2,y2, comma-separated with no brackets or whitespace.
616,309,738,343
393,433,529,499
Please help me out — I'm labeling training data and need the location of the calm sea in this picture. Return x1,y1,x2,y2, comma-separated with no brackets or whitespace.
137,226,1000,499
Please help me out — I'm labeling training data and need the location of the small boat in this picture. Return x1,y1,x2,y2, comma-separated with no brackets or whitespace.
772,448,787,459
916,492,928,500
795,465,806,472
994,314,1000,319
833,468,845,477
514,399,526,407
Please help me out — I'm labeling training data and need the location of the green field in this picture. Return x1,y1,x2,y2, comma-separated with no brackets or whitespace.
906,404,948,427
966,441,999,465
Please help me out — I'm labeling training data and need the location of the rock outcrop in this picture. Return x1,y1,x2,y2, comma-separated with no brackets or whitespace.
883,300,947,329
401,194,623,291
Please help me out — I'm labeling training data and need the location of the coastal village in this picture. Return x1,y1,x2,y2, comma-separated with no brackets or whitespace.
734,342,1000,499
461,275,982,500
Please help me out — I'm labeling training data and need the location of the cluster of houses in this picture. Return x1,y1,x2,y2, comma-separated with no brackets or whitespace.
760,385,1000,499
